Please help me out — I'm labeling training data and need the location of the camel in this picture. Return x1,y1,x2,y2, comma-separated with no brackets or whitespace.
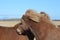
17,9,60,40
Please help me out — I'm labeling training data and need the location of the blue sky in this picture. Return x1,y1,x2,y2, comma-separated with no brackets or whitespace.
0,0,60,20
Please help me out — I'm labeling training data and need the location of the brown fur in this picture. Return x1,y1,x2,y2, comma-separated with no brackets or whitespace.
16,20,35,40
20,10,60,40
0,23,34,40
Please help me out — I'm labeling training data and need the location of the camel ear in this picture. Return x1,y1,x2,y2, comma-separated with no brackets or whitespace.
40,12,46,16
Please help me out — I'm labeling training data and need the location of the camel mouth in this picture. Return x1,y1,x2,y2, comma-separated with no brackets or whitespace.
16,28,22,34
16,23,23,35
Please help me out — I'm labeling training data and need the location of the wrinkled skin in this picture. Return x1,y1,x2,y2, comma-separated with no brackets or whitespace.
17,9,60,40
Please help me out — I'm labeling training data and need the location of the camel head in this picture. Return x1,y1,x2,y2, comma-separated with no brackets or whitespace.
16,9,51,35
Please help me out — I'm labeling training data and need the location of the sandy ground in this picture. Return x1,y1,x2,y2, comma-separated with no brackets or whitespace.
0,21,21,27
0,20,60,27
52,21,60,25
